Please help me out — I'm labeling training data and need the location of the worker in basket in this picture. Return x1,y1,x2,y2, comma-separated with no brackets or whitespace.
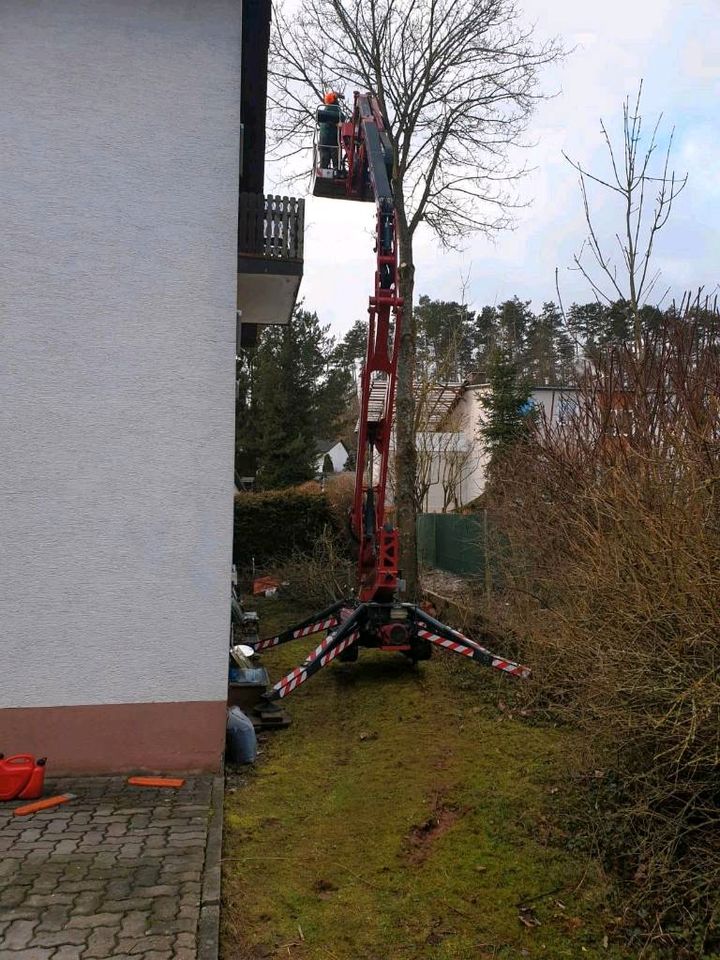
316,91,343,171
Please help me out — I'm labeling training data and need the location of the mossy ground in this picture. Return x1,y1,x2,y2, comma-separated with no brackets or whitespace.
222,596,627,960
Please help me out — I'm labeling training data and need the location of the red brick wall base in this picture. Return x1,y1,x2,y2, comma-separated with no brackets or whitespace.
0,701,227,775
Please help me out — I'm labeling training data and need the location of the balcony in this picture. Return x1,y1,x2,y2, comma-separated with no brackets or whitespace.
237,193,304,326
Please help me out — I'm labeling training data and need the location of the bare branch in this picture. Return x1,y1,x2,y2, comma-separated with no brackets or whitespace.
562,82,688,345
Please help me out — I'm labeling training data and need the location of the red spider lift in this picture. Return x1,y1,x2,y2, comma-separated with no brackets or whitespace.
250,92,529,705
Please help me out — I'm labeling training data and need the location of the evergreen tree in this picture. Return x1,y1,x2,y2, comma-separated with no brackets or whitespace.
333,318,368,380
479,345,532,466
556,324,576,385
238,307,353,490
415,296,474,379
604,299,634,345
496,297,533,359
234,350,260,479
524,301,563,385
566,301,609,358
253,322,317,489
470,305,498,381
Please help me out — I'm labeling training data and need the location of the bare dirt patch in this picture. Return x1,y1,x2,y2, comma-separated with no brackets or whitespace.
406,798,467,864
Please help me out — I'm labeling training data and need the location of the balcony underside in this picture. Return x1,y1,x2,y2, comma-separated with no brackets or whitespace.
237,257,302,325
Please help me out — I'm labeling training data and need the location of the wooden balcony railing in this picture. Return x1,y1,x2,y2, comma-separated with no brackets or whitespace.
238,193,304,261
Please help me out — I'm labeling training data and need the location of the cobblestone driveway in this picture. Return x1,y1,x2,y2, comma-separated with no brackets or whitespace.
0,776,222,960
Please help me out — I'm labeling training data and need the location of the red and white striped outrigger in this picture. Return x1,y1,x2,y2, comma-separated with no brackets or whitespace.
248,601,529,705
249,601,348,653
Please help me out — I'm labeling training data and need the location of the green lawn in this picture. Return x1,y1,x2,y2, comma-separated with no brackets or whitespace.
222,596,626,960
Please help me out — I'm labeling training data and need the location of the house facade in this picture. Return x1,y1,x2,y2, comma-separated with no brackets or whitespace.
1,0,302,773
422,383,578,511
316,441,350,475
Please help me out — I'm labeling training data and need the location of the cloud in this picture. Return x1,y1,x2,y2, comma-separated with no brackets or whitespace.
273,0,720,336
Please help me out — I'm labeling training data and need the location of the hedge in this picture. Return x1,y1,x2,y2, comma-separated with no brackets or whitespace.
233,488,336,569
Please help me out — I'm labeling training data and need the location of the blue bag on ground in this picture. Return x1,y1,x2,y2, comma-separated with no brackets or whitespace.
226,706,258,764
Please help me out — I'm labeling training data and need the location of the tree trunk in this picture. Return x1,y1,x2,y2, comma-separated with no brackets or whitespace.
395,211,418,599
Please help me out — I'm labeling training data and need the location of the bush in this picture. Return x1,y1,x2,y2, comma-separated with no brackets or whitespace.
275,526,355,608
233,487,336,570
486,312,720,955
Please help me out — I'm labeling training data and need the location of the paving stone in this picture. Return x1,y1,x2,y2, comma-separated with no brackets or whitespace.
103,896,154,912
1,886,32,908
178,904,200,922
107,822,129,837
2,949,57,959
0,775,215,960
36,902,73,932
128,883,177,898
31,927,88,947
83,925,120,957
115,936,147,953
0,906,41,923
17,828,45,843
25,892,77,907
176,931,197,950
67,910,122,928
3,918,38,949
150,897,178,921
44,820,69,834
51,947,85,960
116,843,144,859
73,891,106,915
119,910,150,938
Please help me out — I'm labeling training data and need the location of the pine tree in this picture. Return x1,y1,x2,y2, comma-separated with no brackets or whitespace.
470,305,499,381
496,297,533,360
566,301,609,358
479,345,531,467
243,307,353,490
333,318,368,381
524,301,562,385
254,322,317,489
415,296,474,379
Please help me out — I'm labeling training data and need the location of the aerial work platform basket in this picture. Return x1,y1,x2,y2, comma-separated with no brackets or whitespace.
312,162,350,200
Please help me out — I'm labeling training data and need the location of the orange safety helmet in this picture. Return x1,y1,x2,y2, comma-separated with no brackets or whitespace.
324,91,338,105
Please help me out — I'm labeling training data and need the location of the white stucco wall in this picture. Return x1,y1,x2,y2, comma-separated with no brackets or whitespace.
1,1,240,708
427,384,580,510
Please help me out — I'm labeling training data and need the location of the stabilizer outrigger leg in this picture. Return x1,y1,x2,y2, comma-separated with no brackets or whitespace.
413,608,531,679
260,605,366,704
254,600,530,709
248,600,352,652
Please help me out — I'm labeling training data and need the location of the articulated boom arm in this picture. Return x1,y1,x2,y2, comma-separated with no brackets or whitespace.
245,91,530,706
344,93,402,604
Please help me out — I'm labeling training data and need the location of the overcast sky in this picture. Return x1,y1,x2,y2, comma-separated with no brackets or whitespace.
268,0,720,338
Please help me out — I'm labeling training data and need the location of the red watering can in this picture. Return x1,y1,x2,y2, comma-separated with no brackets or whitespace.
0,754,46,801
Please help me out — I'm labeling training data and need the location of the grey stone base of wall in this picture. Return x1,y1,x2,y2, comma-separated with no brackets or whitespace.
198,776,224,960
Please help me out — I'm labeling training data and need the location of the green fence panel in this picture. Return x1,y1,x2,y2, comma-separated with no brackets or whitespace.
436,514,484,576
417,513,486,577
416,513,437,568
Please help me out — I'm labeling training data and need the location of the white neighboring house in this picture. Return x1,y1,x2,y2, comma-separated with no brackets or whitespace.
316,440,350,474
422,383,579,511
416,431,475,513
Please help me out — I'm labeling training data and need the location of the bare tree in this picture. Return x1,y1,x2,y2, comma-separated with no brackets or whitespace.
563,82,688,346
270,0,561,595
